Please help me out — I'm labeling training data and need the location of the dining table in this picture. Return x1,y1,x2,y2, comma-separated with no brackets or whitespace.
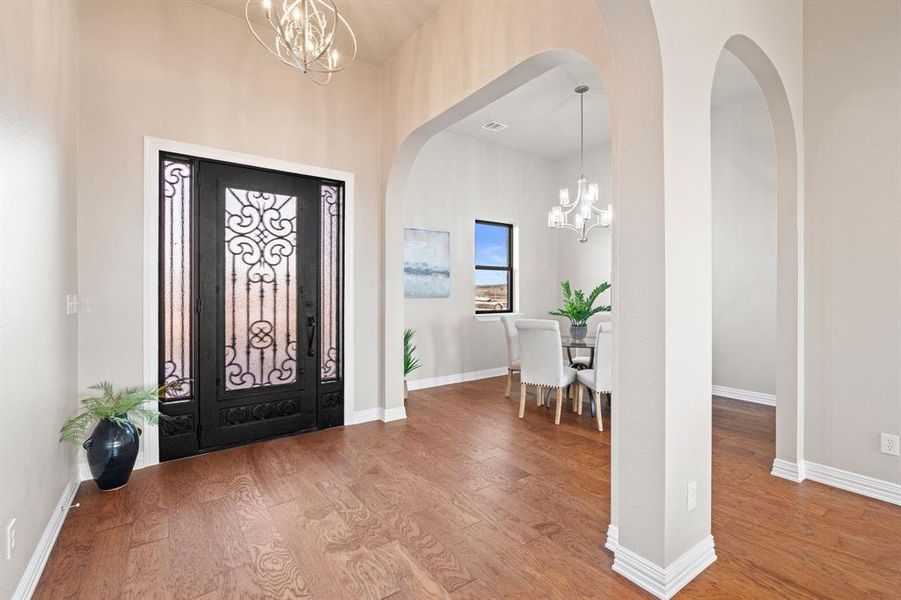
561,335,597,369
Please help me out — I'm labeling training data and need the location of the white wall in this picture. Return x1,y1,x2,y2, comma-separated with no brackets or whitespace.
403,131,562,380
0,1,79,596
712,95,777,396
76,0,384,425
804,0,901,484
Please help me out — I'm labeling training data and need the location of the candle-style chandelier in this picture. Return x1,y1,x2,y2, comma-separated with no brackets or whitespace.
547,85,612,242
245,0,357,85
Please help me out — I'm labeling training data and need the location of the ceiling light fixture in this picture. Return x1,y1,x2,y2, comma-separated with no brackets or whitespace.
245,0,357,85
547,86,612,242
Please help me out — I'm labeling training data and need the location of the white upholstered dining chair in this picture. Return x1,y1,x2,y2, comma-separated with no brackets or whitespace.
576,323,612,431
500,314,521,397
515,319,577,425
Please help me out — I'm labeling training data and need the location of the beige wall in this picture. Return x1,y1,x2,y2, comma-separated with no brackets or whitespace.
712,95,777,396
804,0,901,484
76,0,384,427
403,131,561,380
0,1,79,596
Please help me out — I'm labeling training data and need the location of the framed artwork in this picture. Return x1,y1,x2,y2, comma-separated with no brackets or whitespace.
404,228,450,298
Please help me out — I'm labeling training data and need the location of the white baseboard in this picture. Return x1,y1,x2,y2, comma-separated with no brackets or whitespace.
612,535,716,600
771,458,806,483
711,385,775,407
771,458,900,506
12,472,81,600
804,461,901,506
380,406,408,422
345,405,408,426
346,407,381,425
605,524,618,552
406,367,508,391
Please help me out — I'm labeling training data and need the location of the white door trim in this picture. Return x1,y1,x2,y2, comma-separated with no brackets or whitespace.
141,136,356,468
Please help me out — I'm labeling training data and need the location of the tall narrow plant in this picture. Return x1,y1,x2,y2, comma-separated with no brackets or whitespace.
403,328,421,377
548,280,611,326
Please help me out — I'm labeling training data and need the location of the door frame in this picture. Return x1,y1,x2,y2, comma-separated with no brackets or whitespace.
141,136,356,469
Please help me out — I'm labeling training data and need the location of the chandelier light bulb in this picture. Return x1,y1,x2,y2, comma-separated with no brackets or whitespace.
559,188,570,206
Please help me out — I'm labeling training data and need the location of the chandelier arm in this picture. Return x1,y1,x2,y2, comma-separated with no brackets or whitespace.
247,4,306,70
306,2,336,64
303,0,357,72
584,221,603,234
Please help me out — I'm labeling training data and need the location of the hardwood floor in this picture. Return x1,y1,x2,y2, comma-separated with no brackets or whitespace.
35,378,901,599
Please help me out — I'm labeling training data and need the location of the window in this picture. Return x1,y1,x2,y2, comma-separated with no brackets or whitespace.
474,220,513,313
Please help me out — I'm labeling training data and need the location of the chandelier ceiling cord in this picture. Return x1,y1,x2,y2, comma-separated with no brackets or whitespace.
547,85,612,242
245,0,357,85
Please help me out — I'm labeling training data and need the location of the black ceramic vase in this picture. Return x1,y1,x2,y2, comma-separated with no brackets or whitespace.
83,419,141,491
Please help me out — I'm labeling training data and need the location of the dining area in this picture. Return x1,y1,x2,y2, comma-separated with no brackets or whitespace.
499,281,612,432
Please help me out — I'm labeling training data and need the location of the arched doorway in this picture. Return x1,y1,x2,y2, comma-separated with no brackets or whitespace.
712,34,803,480
378,0,675,584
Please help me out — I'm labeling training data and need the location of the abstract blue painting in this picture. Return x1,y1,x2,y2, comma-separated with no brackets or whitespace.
404,228,450,298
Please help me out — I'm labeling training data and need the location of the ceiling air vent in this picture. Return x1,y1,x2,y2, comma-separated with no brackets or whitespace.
480,120,508,132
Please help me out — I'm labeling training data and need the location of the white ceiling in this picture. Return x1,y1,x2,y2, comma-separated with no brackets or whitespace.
447,60,609,161
711,49,763,108
192,0,444,65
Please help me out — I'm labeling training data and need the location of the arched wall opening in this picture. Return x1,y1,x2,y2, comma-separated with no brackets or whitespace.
400,60,612,385
379,0,673,570
711,34,803,478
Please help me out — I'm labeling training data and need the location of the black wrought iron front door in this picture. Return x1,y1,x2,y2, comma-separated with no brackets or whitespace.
195,161,320,449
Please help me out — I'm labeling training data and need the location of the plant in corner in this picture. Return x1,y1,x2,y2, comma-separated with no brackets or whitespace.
548,280,611,341
60,380,183,491
403,328,421,401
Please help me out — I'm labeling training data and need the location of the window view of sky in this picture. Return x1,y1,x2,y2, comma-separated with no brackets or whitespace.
475,222,509,267
474,222,511,311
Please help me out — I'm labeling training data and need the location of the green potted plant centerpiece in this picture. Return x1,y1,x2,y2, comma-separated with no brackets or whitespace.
403,328,421,401
549,280,611,341
60,380,182,491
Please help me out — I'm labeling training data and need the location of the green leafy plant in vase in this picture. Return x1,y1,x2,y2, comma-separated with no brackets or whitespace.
548,280,611,340
403,328,421,401
60,380,183,491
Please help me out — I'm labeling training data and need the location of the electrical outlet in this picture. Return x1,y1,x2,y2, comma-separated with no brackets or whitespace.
66,294,79,315
6,518,15,560
687,481,697,511
881,433,900,457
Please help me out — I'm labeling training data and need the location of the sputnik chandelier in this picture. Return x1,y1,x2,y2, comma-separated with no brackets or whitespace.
245,0,357,85
547,85,612,242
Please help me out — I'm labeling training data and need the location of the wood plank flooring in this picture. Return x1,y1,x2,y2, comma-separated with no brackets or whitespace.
35,378,901,599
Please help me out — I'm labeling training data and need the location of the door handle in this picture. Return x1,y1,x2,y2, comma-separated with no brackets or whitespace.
307,315,316,357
